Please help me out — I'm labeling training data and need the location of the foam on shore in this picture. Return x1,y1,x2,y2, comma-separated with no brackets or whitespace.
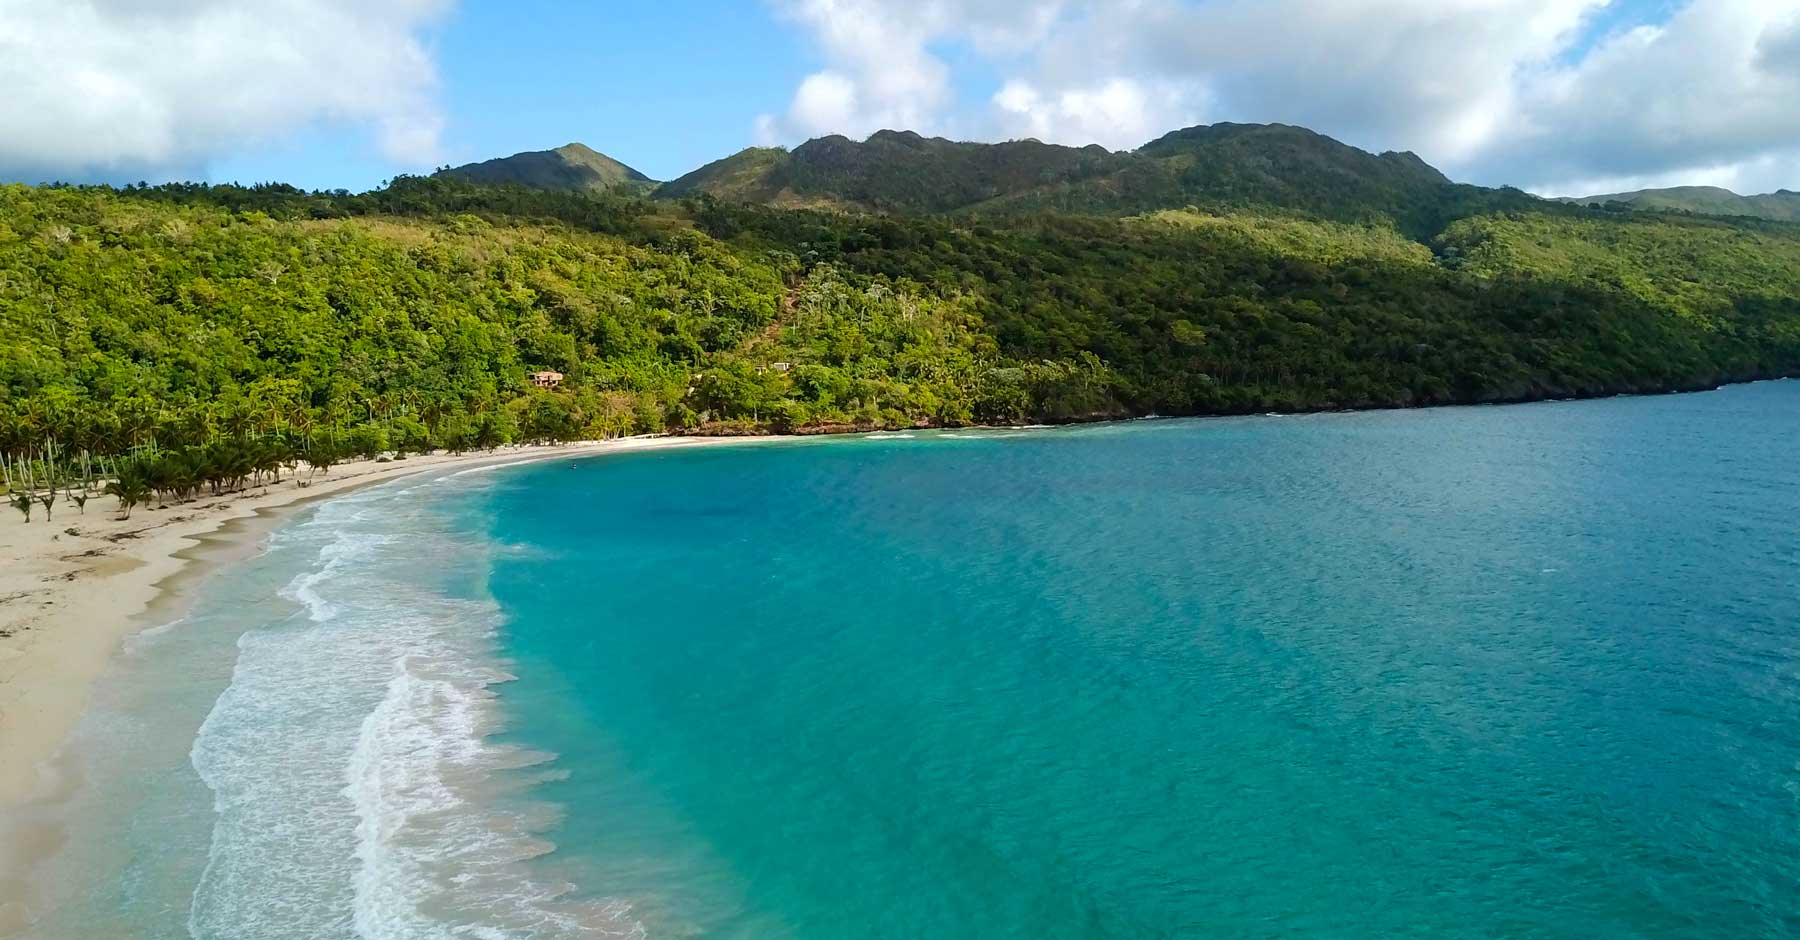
187,478,640,939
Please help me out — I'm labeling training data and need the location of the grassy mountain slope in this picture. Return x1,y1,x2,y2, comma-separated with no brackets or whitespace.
438,143,655,193
653,147,799,205
1559,186,1800,222
659,131,1122,212
767,131,1120,213
659,123,1542,237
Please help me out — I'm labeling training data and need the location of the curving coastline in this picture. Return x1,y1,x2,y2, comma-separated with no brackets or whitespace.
0,436,745,933
2,375,1787,829
2,384,1797,936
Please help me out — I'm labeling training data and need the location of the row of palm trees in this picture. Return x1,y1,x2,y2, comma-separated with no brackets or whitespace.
0,384,516,462
4,434,352,522
3,444,99,522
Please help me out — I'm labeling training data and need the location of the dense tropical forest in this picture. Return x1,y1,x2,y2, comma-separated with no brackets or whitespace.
4,122,1800,517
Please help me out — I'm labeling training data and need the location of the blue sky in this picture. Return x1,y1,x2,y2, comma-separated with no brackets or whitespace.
5,0,1798,196
203,0,1677,192
211,2,814,189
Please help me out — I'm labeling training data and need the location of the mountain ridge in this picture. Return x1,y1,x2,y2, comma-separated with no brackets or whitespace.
436,142,655,192
649,122,1546,238
1558,185,1800,222
439,124,1798,235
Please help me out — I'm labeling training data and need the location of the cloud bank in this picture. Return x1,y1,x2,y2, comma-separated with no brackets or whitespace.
757,0,1800,195
0,0,450,182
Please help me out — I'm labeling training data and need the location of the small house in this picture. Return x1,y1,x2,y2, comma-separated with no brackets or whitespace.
531,370,564,389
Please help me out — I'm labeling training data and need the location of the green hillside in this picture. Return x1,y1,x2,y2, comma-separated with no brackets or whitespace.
658,131,1121,212
659,123,1542,237
653,147,797,205
1559,186,1800,222
1138,208,1437,267
4,172,1798,472
1437,211,1800,322
694,199,1800,411
438,143,655,193
3,118,1798,479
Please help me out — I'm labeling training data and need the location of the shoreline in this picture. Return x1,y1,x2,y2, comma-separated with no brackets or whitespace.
1,379,1790,930
0,435,749,931
4,374,1786,809
3,374,1786,816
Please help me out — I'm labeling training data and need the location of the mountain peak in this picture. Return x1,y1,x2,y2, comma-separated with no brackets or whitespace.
552,142,603,159
655,121,1488,235
437,143,653,191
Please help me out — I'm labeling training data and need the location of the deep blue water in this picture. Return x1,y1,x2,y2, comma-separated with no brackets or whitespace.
31,383,1800,939
478,384,1800,938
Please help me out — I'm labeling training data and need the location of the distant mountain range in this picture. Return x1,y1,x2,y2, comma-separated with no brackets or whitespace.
434,125,1795,231
655,123,1524,237
1557,185,1800,222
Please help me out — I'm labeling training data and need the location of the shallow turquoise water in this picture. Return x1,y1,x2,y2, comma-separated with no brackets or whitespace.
28,383,1800,938
482,384,1800,938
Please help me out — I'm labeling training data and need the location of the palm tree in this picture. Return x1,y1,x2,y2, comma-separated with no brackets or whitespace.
27,443,63,521
304,439,340,482
117,398,160,451
104,462,152,520
289,404,315,447
221,400,258,440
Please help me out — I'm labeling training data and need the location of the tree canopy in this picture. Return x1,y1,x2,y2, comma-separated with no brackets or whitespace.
3,174,1798,470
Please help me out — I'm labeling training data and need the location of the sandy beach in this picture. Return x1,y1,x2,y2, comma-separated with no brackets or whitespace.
0,435,745,932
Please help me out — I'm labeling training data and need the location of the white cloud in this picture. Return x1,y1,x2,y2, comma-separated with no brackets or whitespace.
1484,0,1800,192
992,78,1198,149
759,0,1800,194
789,72,867,136
757,0,1064,141
0,0,451,180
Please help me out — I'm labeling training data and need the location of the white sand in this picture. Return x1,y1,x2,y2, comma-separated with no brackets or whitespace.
0,435,746,931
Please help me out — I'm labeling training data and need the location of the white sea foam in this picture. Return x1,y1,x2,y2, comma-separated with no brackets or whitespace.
124,616,188,655
188,482,641,939
864,432,916,440
277,528,394,624
446,456,553,479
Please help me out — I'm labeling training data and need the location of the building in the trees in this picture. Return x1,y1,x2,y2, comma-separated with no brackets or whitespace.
530,371,564,389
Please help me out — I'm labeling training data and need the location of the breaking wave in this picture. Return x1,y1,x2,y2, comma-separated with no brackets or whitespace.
187,478,640,939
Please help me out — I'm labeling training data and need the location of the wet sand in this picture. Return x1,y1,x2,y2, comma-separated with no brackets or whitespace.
0,437,742,933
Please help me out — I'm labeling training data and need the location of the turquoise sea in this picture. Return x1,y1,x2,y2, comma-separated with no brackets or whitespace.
26,382,1800,939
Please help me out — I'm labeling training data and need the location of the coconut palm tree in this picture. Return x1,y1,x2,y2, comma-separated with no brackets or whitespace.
104,462,152,519
304,438,340,482
35,482,56,521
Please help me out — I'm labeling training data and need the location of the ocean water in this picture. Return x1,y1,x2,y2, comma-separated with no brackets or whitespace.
26,382,1800,938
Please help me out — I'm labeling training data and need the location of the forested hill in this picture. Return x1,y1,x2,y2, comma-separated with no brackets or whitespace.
4,172,1799,470
658,123,1541,237
1558,186,1800,223
436,143,655,193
